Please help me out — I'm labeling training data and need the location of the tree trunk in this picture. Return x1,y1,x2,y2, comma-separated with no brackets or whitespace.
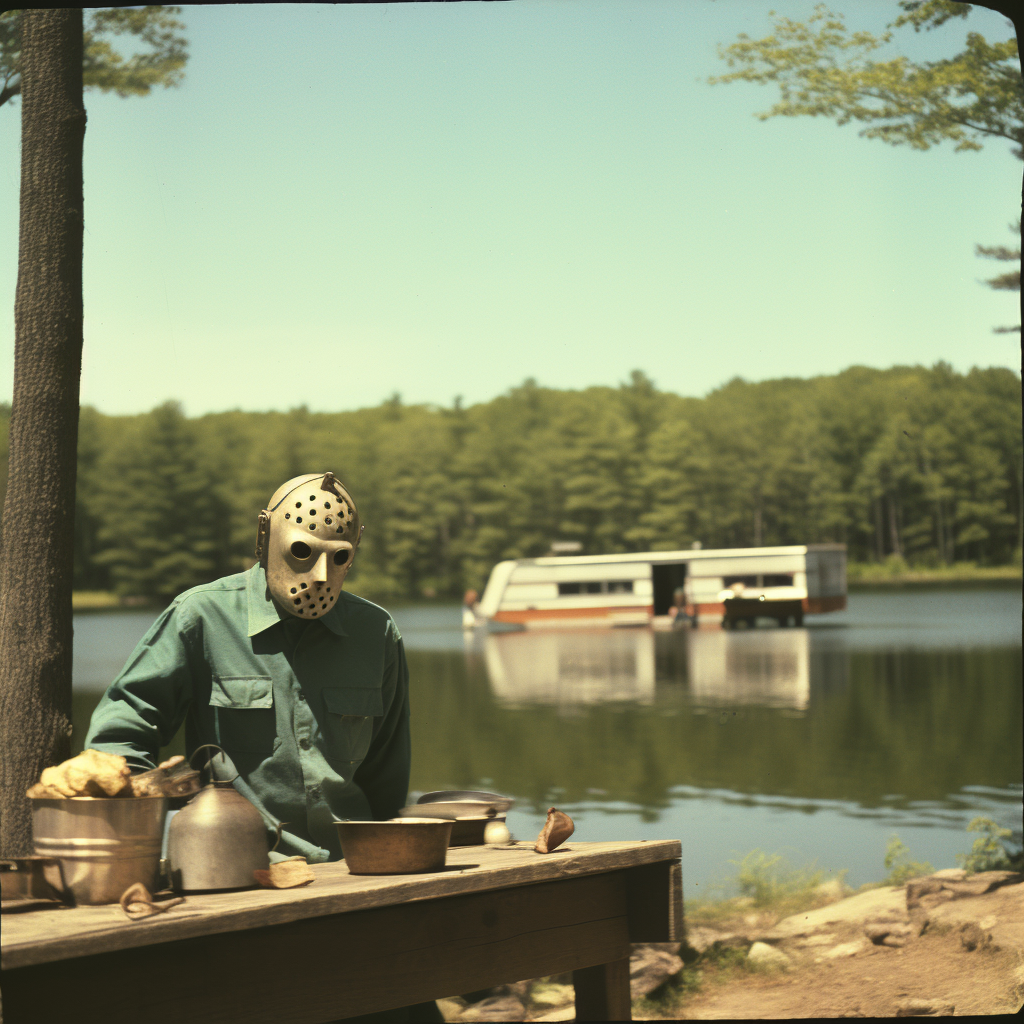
0,9,85,857
873,497,885,561
888,494,902,559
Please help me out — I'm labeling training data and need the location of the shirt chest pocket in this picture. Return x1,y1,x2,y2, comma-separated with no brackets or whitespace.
318,687,383,766
209,676,277,754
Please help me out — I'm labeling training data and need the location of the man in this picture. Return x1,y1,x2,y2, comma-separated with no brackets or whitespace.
87,472,447,1022
85,472,410,863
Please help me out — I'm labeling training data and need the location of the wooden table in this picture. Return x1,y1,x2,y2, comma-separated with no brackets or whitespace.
1,840,683,1023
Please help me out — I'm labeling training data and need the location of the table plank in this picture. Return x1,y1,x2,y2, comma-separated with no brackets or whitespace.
4,872,636,1024
2,840,680,970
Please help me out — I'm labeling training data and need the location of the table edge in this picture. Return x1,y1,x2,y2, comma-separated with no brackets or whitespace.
2,840,682,969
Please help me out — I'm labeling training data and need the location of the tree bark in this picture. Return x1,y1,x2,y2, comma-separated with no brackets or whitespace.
0,9,85,857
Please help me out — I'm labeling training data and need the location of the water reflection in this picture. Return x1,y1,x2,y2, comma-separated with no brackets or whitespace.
484,629,656,706
483,627,817,711
685,628,810,710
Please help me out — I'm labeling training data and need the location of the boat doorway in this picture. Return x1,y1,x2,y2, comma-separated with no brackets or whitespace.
652,563,688,616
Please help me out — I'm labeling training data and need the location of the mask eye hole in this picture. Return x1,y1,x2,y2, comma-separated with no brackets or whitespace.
290,541,312,559
333,550,350,566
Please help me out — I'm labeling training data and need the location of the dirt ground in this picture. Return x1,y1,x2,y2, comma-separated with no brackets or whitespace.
650,879,1024,1019
447,876,1024,1021
672,924,1024,1018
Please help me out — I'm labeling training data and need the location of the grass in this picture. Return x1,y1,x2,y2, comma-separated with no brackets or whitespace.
71,591,123,610
847,557,1021,587
686,848,842,928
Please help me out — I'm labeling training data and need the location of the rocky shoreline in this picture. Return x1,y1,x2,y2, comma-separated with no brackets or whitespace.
437,869,1024,1020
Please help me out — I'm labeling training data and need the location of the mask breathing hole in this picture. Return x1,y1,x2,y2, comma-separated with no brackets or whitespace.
309,524,316,531
309,495,316,501
300,582,308,590
324,501,331,509
284,513,291,519
291,541,312,559
290,587,297,594
333,550,349,566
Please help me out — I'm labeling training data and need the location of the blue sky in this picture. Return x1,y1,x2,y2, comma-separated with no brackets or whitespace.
0,1,1019,416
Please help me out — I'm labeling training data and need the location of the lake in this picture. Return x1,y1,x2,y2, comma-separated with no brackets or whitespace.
71,586,1022,899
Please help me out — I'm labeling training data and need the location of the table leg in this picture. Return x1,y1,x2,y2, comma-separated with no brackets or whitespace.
573,957,631,1021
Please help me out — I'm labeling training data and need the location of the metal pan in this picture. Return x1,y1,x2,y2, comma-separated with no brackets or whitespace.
415,790,514,814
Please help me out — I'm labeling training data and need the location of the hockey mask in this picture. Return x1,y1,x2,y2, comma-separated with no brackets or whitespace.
255,472,363,619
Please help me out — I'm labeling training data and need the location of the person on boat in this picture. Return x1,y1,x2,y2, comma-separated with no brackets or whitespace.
462,588,479,629
671,586,689,627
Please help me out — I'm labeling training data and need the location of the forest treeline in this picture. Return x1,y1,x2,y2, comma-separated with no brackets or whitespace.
0,363,1020,603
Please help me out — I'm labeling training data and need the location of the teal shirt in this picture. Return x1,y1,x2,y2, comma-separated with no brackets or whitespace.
84,565,411,862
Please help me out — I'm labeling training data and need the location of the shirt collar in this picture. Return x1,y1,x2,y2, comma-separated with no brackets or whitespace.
246,564,348,637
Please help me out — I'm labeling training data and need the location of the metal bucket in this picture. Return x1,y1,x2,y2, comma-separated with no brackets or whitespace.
32,796,168,905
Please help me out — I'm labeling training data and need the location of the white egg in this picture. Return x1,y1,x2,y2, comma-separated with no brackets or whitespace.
484,820,512,845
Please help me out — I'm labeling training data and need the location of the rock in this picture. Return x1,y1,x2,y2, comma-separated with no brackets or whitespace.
822,940,867,959
530,1007,576,1023
746,941,791,970
894,997,955,1016
629,944,684,997
930,868,966,881
529,983,573,1009
437,997,468,1020
815,878,850,902
765,886,907,939
865,921,915,947
958,922,991,951
794,932,838,947
457,995,527,1021
924,881,1024,952
685,926,746,955
908,870,1024,912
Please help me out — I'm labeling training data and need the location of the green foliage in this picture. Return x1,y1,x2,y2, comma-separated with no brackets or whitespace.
709,1,1022,157
956,815,1024,872
1,7,187,108
89,401,232,601
729,849,825,909
883,834,934,884
1,364,1019,603
710,2,1022,332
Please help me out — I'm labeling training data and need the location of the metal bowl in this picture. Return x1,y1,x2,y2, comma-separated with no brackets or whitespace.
336,818,453,875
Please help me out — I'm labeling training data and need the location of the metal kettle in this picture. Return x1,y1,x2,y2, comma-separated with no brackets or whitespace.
166,745,278,892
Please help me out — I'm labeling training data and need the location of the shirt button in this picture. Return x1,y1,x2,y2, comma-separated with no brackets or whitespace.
299,738,311,750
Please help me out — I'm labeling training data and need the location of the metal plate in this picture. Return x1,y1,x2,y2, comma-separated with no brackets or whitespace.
415,790,514,814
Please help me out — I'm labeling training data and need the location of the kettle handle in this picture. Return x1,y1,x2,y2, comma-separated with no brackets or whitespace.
188,744,239,785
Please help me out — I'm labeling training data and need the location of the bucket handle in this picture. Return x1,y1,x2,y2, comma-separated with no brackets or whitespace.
188,744,238,786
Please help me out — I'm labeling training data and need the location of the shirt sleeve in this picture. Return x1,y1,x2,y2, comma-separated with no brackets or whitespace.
352,618,411,820
83,602,197,770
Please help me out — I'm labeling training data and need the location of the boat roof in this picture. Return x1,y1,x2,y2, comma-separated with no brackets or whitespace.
507,544,845,568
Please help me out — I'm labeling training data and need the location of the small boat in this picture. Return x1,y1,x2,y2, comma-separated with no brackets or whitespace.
474,544,846,629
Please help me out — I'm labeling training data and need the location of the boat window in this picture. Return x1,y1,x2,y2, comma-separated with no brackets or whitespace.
558,581,635,596
723,574,794,588
723,575,758,588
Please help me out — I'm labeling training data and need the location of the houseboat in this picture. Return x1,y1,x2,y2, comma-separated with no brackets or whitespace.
473,544,846,628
